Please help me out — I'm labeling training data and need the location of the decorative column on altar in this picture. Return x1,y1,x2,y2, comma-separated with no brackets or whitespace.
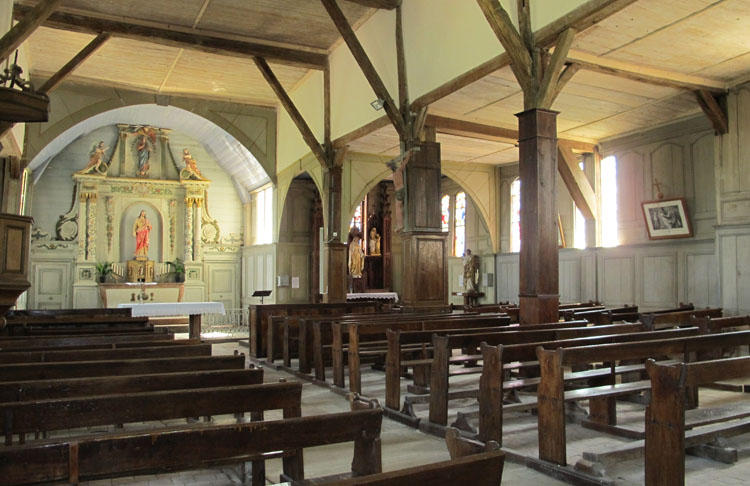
77,191,87,261
86,193,97,262
185,198,194,262
194,198,203,261
76,180,99,262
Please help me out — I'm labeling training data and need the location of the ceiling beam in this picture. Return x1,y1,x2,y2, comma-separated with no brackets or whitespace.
13,5,328,70
537,28,577,109
0,0,64,63
568,50,727,93
694,90,728,135
426,114,597,152
0,32,112,140
342,0,401,9
320,0,408,140
413,0,639,112
558,143,597,220
254,57,328,168
476,0,532,91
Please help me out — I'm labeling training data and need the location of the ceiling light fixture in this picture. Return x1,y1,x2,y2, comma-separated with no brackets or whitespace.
370,98,385,111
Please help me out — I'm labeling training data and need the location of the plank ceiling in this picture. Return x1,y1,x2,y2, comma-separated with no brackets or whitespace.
19,0,750,165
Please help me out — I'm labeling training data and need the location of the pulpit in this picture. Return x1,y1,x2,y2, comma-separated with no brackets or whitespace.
0,214,32,319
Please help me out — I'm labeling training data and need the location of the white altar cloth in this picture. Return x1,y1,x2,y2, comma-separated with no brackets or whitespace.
117,301,225,317
347,292,399,303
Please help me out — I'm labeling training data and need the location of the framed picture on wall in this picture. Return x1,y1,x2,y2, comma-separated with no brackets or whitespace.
641,198,693,240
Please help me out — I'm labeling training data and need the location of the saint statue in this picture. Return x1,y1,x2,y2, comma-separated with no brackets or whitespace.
133,128,156,177
386,150,414,232
133,210,152,260
77,141,109,175
348,229,365,278
369,227,381,255
180,148,207,180
463,249,480,293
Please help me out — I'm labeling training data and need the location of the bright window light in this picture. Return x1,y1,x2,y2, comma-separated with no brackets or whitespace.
601,156,618,247
510,179,521,252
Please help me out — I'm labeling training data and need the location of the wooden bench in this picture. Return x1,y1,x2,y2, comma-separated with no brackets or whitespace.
475,327,699,444
645,357,750,485
426,322,664,427
335,315,511,393
535,330,750,467
640,307,722,329
384,320,590,411
0,332,176,351
2,316,151,336
307,311,461,380
0,407,383,486
1,381,302,446
0,368,263,403
0,355,245,382
284,450,505,486
249,301,383,358
0,343,213,364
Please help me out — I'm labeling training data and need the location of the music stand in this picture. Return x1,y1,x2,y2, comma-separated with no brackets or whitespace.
252,290,272,304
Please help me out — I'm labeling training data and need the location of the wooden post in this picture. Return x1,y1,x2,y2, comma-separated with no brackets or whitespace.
645,360,686,486
323,164,347,303
536,347,566,465
385,329,401,410
478,343,503,445
517,109,559,325
348,324,361,394
188,314,201,340
428,335,450,425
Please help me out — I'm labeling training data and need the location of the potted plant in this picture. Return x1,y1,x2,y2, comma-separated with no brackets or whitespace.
95,261,113,283
167,258,185,282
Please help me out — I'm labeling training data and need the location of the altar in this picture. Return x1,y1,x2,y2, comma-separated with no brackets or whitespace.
98,282,185,308
117,301,224,339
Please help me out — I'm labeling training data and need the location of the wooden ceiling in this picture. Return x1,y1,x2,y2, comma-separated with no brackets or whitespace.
17,0,750,164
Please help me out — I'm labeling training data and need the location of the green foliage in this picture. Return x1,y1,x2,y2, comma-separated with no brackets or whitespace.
95,261,113,276
166,258,185,274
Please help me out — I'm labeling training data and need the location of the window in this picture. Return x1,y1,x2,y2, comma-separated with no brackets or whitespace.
254,185,273,245
453,192,466,257
349,202,362,231
441,194,450,232
510,179,521,252
601,156,618,247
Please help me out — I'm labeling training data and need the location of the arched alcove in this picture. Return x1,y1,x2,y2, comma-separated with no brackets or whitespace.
119,201,164,263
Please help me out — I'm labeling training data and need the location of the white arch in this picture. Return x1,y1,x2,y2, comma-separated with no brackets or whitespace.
28,104,270,203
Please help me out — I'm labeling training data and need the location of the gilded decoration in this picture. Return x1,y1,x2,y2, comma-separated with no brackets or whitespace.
105,196,114,252
168,199,176,256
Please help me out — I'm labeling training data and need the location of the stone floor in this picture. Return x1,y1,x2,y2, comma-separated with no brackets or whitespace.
74,340,750,485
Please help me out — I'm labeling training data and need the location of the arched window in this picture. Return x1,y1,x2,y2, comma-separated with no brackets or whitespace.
441,194,450,232
601,156,618,247
254,185,273,245
510,179,521,252
349,203,362,230
454,192,466,257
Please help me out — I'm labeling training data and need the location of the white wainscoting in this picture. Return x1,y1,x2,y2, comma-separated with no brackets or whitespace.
495,239,718,311
717,226,750,315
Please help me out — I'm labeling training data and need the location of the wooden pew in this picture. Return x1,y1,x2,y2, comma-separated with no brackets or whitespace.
535,330,750,467
5,308,132,319
336,315,511,393
0,343,212,364
0,332,176,351
0,368,263,403
476,327,699,444
249,301,383,358
384,320,589,411
0,408,383,486
0,355,245,382
640,307,722,330
1,381,302,446
2,316,151,336
645,357,750,486
307,311,462,379
294,450,505,486
426,322,665,427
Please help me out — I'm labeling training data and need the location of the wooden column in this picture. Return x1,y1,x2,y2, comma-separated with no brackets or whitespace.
399,141,448,308
517,109,559,324
323,165,347,303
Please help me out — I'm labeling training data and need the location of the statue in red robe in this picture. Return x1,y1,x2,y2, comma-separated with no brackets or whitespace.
132,210,152,259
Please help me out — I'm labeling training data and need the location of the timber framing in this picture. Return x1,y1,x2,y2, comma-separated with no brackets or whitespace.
254,57,328,167
558,143,597,220
694,90,728,135
343,0,401,9
0,32,111,140
0,0,63,62
320,0,408,140
13,4,328,70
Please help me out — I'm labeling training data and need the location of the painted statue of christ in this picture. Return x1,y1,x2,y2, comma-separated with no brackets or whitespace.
132,210,152,260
